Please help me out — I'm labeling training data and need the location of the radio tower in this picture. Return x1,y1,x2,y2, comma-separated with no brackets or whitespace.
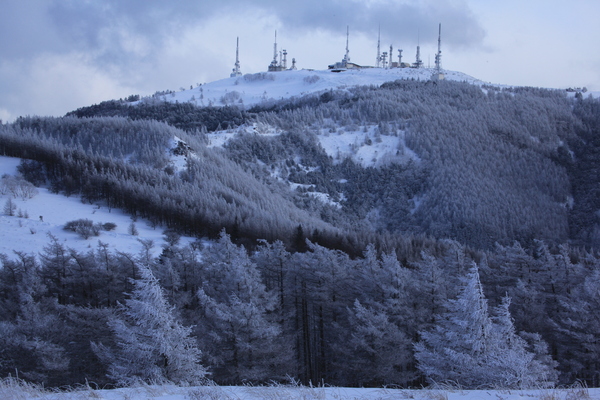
342,26,350,68
268,31,282,71
343,25,351,67
376,26,381,68
433,23,445,80
414,30,423,68
230,37,242,78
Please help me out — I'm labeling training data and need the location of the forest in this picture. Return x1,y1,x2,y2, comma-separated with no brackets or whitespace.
1,79,600,389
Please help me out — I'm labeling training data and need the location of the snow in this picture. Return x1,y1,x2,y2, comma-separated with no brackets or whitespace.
144,67,485,110
316,125,420,168
7,383,600,400
0,156,195,260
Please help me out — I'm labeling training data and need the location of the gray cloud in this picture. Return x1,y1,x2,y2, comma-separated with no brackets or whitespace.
22,1,484,65
246,0,485,48
0,0,486,120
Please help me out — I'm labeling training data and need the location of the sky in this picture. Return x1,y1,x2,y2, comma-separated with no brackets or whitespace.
1,0,599,123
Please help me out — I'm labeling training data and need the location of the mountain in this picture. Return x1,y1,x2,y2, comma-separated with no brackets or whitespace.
59,67,597,250
2,67,600,389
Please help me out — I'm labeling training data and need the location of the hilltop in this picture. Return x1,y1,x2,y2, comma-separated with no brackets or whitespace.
155,67,485,108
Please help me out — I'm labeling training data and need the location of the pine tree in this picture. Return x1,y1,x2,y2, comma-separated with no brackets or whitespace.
414,263,556,389
96,264,206,386
488,297,557,388
344,300,414,386
3,197,17,216
195,231,287,384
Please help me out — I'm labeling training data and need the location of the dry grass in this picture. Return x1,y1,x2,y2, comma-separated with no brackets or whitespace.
0,377,47,400
564,381,591,400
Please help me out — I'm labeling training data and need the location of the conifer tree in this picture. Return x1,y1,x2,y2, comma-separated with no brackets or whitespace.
414,263,556,389
96,264,206,386
195,231,286,383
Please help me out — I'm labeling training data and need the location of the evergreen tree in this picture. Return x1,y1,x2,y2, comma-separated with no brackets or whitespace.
195,231,287,383
95,264,206,386
343,300,413,386
414,263,556,389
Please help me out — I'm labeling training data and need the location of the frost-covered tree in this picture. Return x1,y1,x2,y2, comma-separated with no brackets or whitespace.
343,300,413,386
414,263,556,389
3,197,17,216
488,297,557,388
95,264,206,386
195,231,287,383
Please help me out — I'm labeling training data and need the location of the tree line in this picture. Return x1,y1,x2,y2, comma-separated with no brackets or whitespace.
1,232,599,388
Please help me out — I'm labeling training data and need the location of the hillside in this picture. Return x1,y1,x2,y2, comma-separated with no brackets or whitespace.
0,156,200,258
2,67,600,390
62,68,596,250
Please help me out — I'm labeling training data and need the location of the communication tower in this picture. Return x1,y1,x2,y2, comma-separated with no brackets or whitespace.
329,26,359,71
376,26,381,68
230,37,242,78
432,23,445,80
268,31,285,72
343,25,351,66
413,30,423,68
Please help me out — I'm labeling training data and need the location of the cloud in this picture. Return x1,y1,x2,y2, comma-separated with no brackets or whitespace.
38,1,485,66
245,0,485,48
0,0,486,120
0,52,138,119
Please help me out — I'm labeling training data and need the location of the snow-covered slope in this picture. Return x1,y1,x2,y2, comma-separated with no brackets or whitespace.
147,67,484,108
0,156,194,260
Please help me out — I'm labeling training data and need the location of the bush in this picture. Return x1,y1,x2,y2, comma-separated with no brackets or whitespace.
102,222,117,231
0,174,39,199
64,219,102,239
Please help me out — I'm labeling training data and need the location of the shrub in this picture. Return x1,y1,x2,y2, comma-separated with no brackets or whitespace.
64,219,102,239
102,222,117,231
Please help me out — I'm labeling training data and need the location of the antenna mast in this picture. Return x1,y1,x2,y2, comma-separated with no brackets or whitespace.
230,36,242,77
414,30,423,68
432,23,445,80
435,23,442,73
273,31,278,64
268,31,284,71
376,26,381,68
344,25,350,66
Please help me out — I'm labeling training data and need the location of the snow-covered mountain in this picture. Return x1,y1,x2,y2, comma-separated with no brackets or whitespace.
149,65,599,112
3,65,600,392
147,67,485,108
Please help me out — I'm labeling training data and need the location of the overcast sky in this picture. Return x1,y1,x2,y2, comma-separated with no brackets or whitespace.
1,0,598,122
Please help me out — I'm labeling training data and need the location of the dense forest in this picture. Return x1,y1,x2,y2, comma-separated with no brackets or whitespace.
1,79,600,389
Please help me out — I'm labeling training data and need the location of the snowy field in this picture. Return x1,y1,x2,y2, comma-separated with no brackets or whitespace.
2,380,599,400
0,156,195,260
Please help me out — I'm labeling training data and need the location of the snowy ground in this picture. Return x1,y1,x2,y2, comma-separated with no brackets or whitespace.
144,66,598,111
2,381,599,400
0,156,195,260
143,67,486,109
